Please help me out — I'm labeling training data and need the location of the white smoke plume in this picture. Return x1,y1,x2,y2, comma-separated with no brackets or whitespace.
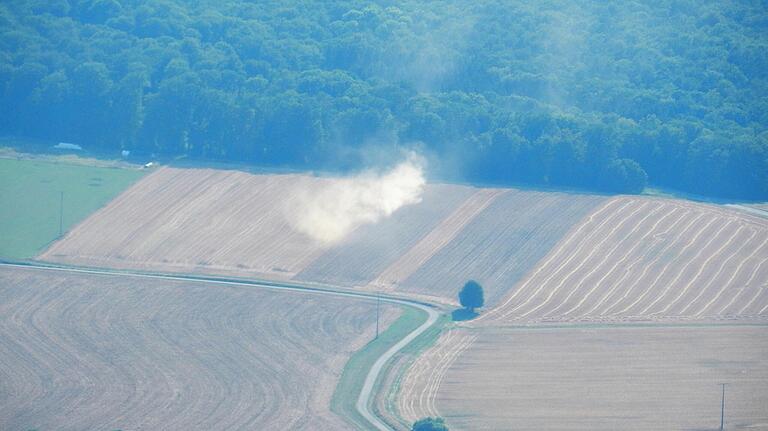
287,152,426,244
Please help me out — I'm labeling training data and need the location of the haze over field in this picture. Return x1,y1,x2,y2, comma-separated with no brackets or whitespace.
40,167,604,305
2,0,768,430
286,152,426,244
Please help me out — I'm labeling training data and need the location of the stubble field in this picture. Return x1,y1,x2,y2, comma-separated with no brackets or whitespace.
40,167,604,305
395,189,604,304
30,164,768,430
0,265,398,430
478,196,768,324
40,168,335,279
395,195,768,430
403,326,768,431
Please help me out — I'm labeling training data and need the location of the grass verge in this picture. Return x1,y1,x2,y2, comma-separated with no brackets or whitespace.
331,305,428,430
377,314,452,429
0,158,144,258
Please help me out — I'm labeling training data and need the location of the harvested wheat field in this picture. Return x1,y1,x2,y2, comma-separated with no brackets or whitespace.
397,330,478,425
40,167,337,279
391,195,768,430
0,265,398,431
296,188,604,305
478,196,768,324
40,167,478,286
396,190,605,304
400,326,768,431
39,166,604,306
293,183,478,288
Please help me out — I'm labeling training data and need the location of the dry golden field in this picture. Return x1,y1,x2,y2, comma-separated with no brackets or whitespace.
397,330,478,425
395,195,768,430
28,165,768,430
478,196,768,324
293,183,478,288
40,167,767,316
400,326,768,431
40,167,336,279
39,166,604,305
396,189,604,304
0,265,398,430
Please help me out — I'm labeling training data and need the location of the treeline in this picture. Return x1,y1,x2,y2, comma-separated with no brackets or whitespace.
1,0,766,198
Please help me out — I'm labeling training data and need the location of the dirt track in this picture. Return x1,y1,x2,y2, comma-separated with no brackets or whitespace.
0,265,398,430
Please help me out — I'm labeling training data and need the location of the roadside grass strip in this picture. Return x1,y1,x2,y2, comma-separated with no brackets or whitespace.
332,306,429,430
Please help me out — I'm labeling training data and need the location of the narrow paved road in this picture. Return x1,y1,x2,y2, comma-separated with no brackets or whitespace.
0,261,440,430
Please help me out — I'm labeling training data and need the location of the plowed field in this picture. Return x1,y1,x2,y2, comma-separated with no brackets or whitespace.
0,265,398,430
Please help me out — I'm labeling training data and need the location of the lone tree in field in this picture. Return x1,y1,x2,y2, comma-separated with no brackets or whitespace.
459,280,484,312
412,417,449,431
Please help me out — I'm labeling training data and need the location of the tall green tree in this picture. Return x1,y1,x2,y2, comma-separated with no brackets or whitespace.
459,280,484,312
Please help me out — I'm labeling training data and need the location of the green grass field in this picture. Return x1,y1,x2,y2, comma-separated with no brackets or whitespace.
0,158,144,259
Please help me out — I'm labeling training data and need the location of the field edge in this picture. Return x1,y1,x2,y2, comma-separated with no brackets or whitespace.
331,306,430,430
375,314,454,430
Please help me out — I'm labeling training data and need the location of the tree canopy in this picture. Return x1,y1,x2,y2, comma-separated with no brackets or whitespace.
1,0,766,199
459,280,484,312
412,417,449,431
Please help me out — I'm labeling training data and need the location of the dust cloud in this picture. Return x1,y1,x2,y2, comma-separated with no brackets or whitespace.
287,152,426,244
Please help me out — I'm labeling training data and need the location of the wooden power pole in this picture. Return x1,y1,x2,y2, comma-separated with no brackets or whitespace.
375,292,380,339
59,191,64,237
720,383,727,431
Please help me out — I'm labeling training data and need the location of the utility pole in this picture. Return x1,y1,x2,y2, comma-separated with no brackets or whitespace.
375,292,380,340
59,191,64,237
720,383,727,431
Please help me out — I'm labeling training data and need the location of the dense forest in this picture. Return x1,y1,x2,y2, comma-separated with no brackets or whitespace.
1,0,766,198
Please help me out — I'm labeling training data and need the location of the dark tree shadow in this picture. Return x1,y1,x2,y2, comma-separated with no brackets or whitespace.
451,308,478,321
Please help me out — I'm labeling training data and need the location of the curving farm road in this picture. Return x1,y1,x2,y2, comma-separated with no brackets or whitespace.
0,261,440,430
